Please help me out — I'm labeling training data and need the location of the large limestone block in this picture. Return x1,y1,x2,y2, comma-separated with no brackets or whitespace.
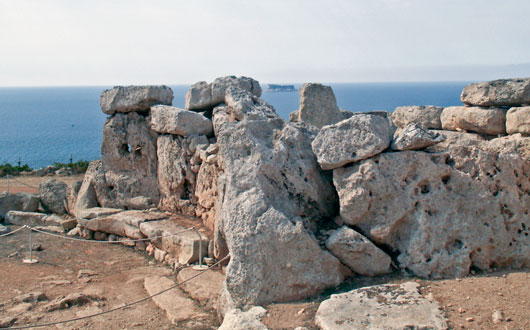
214,90,346,311
39,179,67,214
392,105,443,129
311,114,391,170
295,83,343,128
195,159,221,231
441,106,507,135
326,226,392,276
391,122,444,151
6,211,75,230
333,148,529,278
218,306,268,330
177,267,225,311
0,192,39,219
185,76,262,111
100,112,159,209
150,105,213,136
461,77,530,107
506,106,530,135
100,85,173,115
315,282,448,330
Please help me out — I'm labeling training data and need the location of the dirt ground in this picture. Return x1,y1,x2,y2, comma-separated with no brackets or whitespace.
0,175,85,194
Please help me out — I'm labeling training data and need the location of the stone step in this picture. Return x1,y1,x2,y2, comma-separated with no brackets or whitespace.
143,275,214,327
176,267,225,311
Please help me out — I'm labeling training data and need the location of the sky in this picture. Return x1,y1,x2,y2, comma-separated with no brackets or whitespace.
1,0,530,86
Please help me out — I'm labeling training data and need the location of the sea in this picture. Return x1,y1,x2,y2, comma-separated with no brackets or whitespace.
0,82,469,169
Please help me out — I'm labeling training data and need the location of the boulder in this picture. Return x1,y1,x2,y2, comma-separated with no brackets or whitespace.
325,226,392,276
185,76,262,111
391,122,445,151
461,77,530,107
315,282,448,330
333,144,529,278
506,106,530,135
392,105,443,129
294,83,344,128
39,179,67,214
99,112,159,209
100,85,173,115
441,106,507,135
311,114,391,170
214,88,346,312
218,307,268,330
0,192,39,219
150,105,213,136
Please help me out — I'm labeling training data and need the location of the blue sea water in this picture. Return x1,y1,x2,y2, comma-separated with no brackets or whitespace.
0,82,469,169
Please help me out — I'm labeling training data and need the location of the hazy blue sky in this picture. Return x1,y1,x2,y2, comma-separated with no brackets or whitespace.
1,0,529,86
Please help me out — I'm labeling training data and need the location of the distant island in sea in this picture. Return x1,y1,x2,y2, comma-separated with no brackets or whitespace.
266,84,297,92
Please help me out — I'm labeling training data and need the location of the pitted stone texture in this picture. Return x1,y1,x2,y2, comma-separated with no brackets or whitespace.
507,106,530,136
0,192,39,220
392,105,443,129
100,112,159,209
295,83,343,128
326,226,392,276
39,179,67,214
177,267,224,311
214,91,345,312
333,145,530,278
195,159,221,231
315,282,448,330
311,114,391,170
77,210,167,238
150,105,213,136
218,306,269,330
441,106,507,135
157,135,196,214
461,78,530,107
100,85,173,115
391,122,444,151
185,76,262,111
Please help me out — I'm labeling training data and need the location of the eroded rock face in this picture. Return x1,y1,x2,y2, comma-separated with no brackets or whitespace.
294,83,343,128
507,106,530,136
99,112,159,209
39,179,67,214
391,122,444,151
311,114,391,170
392,105,443,129
214,88,346,311
185,76,262,111
326,226,392,276
100,85,173,115
333,140,530,278
441,106,507,135
150,105,213,136
461,78,530,107
315,282,448,330
0,192,39,220
218,306,268,330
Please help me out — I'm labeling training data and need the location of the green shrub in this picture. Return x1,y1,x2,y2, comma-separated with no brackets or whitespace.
0,163,33,176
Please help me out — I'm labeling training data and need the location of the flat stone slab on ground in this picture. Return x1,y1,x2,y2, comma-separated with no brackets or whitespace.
315,282,448,330
177,267,225,311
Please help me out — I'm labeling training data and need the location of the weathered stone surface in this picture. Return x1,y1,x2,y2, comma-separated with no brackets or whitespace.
0,192,39,219
177,267,224,311
326,226,392,276
76,207,122,220
392,105,444,129
150,105,213,136
461,78,530,107
294,83,343,128
311,114,391,170
0,224,9,235
5,211,46,226
99,112,159,209
441,106,507,135
75,161,101,216
391,122,444,151
333,143,530,278
156,135,196,214
38,179,67,214
218,306,268,330
315,282,448,330
100,85,173,115
214,88,346,312
185,76,262,111
506,106,530,135
144,276,211,325
195,159,221,231
139,218,208,264
65,180,82,216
